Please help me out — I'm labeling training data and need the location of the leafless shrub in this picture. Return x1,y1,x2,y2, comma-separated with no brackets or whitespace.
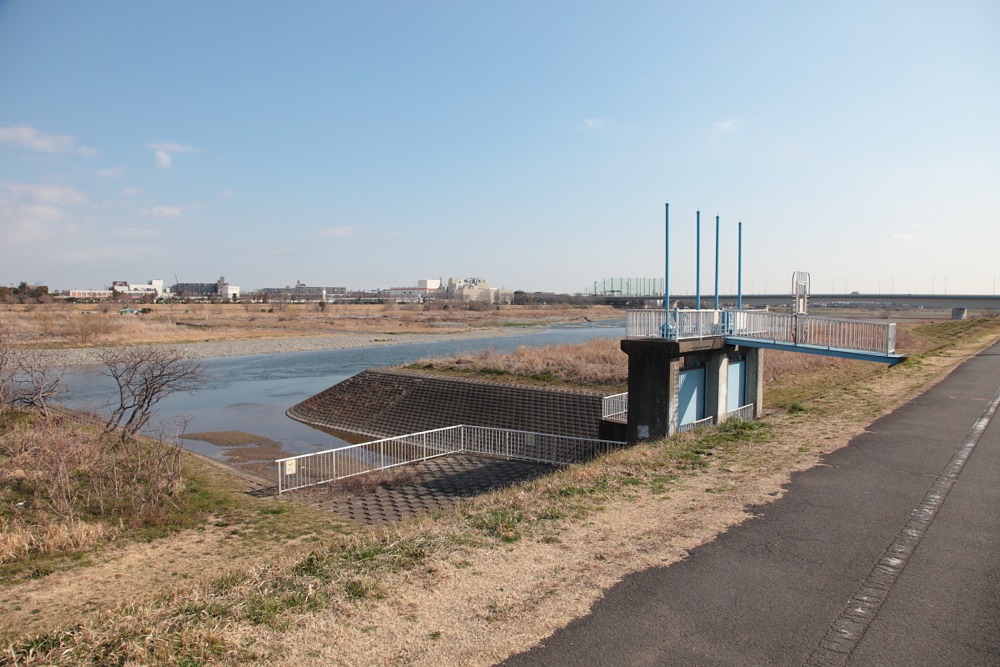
0,324,12,408
99,346,206,440
6,349,64,417
70,312,114,343
0,417,185,543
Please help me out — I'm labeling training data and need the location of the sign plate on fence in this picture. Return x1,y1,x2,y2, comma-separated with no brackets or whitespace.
285,459,296,475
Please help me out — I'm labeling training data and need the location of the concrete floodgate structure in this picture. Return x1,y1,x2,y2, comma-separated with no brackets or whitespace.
620,337,763,443
281,369,628,525
279,305,901,525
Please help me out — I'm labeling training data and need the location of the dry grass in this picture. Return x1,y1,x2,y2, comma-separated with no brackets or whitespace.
409,337,628,391
0,519,113,565
0,303,615,349
3,316,999,666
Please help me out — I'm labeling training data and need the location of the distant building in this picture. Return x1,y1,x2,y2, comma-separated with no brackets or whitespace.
112,279,166,299
260,281,346,302
445,277,512,304
68,289,114,299
171,276,240,300
389,279,442,303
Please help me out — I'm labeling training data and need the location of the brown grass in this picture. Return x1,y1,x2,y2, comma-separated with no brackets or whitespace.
0,302,616,349
409,337,628,391
2,316,998,666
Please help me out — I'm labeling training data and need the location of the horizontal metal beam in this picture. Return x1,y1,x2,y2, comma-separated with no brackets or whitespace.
726,337,909,366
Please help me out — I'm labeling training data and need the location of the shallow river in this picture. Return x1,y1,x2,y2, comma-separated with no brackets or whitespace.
59,322,624,461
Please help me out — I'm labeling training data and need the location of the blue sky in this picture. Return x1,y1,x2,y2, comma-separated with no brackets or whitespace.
1,1,997,295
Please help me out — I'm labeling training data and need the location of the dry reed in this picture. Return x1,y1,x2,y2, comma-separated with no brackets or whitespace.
412,337,628,388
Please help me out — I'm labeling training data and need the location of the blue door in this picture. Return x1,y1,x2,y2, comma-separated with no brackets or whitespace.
727,358,747,412
678,366,706,426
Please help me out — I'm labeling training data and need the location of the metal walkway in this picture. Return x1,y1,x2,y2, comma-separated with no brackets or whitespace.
626,309,908,365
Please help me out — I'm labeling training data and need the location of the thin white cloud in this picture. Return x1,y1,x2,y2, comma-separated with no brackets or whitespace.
147,142,199,168
121,186,141,197
154,150,173,168
711,119,740,134
0,124,98,155
581,117,606,130
141,205,184,219
0,125,75,153
0,182,87,205
98,166,125,178
0,182,87,245
319,226,357,238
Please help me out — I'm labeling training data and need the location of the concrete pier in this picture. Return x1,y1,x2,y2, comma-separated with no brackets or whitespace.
620,337,763,443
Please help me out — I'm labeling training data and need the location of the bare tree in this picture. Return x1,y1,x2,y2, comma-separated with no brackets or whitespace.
10,350,64,417
0,324,12,409
99,346,206,440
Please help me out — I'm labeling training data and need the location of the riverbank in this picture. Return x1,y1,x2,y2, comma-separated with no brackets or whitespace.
3,318,1000,664
28,326,560,367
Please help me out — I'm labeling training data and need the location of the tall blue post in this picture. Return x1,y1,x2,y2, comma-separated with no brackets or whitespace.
714,214,720,310
664,202,670,313
696,210,701,309
737,221,743,311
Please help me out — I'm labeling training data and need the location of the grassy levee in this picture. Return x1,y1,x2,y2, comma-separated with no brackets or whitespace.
2,317,998,666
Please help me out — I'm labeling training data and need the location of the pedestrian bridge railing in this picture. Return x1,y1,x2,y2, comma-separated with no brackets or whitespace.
626,309,896,355
276,425,626,494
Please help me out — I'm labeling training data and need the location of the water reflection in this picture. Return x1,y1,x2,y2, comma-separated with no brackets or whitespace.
60,322,624,461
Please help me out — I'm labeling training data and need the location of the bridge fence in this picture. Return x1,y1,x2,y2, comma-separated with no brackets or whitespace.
276,425,626,494
626,309,896,355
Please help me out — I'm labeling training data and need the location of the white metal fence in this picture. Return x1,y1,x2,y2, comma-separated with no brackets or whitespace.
678,416,715,432
625,309,896,355
730,310,896,354
275,425,626,494
602,392,628,422
726,403,755,422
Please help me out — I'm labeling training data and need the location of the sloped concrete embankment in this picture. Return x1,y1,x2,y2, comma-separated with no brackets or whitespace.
287,368,609,440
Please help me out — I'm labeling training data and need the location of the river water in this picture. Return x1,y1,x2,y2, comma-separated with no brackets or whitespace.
59,321,624,461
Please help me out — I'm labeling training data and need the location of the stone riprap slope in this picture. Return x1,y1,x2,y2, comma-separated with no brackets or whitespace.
287,368,607,440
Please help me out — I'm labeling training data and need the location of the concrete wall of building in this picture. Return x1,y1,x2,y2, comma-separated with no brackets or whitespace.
620,338,762,443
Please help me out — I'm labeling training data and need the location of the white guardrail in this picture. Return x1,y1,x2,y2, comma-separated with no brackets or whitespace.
726,403,755,421
602,392,628,422
276,425,626,494
626,309,896,355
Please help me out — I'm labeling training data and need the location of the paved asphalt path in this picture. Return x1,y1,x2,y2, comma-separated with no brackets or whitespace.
502,340,1000,666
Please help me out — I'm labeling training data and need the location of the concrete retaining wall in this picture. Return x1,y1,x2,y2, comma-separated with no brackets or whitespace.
287,368,607,440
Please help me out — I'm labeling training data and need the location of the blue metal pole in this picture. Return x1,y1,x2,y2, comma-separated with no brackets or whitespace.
664,202,670,312
714,214,720,311
696,210,701,309
737,221,743,311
